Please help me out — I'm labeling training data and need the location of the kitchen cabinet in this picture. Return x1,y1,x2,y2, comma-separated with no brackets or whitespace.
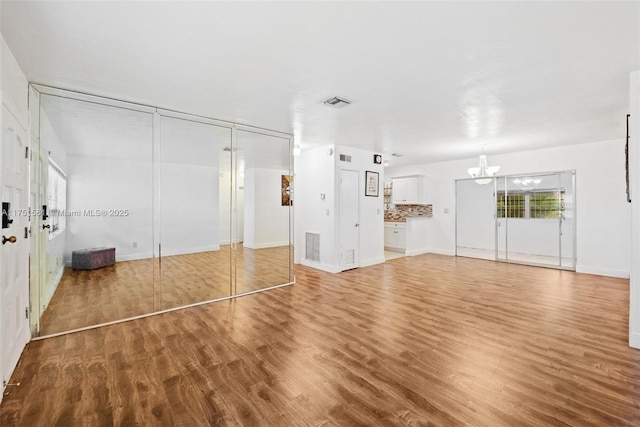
391,176,424,204
384,222,406,251
384,217,429,256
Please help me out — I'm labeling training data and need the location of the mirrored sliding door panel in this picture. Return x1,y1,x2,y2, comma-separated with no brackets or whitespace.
233,129,292,294
37,94,155,335
158,115,232,310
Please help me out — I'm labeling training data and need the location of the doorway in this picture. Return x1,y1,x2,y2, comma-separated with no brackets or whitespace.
339,169,359,271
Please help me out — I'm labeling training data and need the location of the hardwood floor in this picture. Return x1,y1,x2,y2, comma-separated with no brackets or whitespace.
3,254,639,426
39,245,292,336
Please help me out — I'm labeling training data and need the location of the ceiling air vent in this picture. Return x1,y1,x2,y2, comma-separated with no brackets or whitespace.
392,153,404,157
323,96,352,108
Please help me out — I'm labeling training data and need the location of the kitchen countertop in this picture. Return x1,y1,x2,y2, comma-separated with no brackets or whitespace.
384,216,431,223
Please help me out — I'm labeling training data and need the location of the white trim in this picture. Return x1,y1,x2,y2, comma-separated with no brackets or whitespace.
429,247,456,256
33,279,296,341
575,265,629,279
406,248,429,256
156,108,233,128
159,245,220,257
300,259,342,274
31,84,157,114
360,256,385,267
242,241,290,250
630,332,640,349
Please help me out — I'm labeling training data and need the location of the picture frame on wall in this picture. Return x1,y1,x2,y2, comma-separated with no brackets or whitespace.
365,171,379,197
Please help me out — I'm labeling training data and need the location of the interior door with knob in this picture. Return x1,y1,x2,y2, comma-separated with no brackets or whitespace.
1,106,30,389
339,169,359,271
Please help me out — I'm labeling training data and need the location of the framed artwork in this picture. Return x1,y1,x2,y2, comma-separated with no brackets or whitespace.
282,174,293,206
365,171,379,197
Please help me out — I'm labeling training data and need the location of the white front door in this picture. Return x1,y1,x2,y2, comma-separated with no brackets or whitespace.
339,169,359,271
1,106,30,390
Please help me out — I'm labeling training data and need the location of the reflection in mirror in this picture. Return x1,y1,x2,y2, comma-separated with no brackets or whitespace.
37,95,154,335
234,129,292,294
158,115,232,310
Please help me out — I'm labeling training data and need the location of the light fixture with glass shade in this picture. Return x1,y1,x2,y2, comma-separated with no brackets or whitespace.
512,176,542,189
467,154,500,185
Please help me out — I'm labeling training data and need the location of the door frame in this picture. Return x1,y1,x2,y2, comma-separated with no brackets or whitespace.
338,168,360,271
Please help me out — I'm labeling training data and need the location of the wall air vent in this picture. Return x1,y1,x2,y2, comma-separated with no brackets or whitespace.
323,96,352,108
339,154,352,162
305,233,320,262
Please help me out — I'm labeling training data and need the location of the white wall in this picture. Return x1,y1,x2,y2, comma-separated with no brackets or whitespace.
65,154,154,262
295,144,384,273
243,168,290,249
629,70,640,349
455,180,495,251
387,139,631,278
296,145,337,271
335,145,385,268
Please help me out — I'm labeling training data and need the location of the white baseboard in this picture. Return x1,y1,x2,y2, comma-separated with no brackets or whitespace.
300,259,342,274
360,256,385,267
630,332,640,349
243,241,290,250
576,265,630,279
116,252,154,262
406,248,429,257
428,247,456,256
160,245,220,257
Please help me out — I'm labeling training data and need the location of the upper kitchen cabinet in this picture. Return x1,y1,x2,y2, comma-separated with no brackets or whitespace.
391,175,424,204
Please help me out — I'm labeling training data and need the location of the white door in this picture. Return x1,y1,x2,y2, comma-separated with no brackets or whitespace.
339,169,359,271
1,106,30,389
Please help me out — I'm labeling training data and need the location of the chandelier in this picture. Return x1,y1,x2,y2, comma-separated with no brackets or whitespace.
467,154,500,185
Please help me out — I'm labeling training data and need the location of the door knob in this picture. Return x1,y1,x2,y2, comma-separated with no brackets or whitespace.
355,223,359,227
2,235,17,245
42,224,51,230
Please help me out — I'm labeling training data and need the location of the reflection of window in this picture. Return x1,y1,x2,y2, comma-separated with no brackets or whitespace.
496,193,525,218
497,191,564,219
48,161,67,236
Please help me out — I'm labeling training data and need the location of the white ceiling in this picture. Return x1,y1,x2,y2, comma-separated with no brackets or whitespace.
2,1,639,167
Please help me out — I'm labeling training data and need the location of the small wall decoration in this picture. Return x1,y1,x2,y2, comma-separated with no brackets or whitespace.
373,154,382,164
365,171,379,197
282,174,293,206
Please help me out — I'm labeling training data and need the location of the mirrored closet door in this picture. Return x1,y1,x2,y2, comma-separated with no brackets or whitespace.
456,171,576,270
35,93,156,336
29,85,293,337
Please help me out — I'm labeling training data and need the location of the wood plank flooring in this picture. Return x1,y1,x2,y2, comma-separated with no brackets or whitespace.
39,245,292,336
3,254,639,426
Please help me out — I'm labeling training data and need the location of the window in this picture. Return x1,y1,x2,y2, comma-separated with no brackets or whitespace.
497,191,564,219
48,161,67,236
496,193,525,218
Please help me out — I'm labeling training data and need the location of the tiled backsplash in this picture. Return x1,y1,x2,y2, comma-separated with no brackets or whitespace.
384,204,433,221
